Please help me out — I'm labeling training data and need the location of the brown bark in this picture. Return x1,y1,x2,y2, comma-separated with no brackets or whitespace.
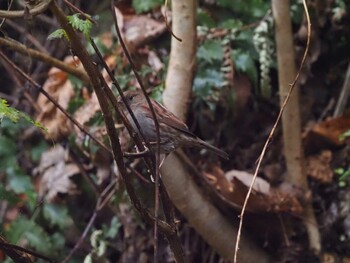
161,154,271,262
161,0,271,261
163,0,196,119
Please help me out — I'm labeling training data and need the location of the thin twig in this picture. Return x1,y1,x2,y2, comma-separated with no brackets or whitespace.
0,236,54,263
61,211,97,263
128,165,151,184
278,214,290,247
63,0,97,25
49,3,184,262
110,4,161,262
62,181,116,263
5,19,48,53
0,0,13,29
162,0,182,42
88,38,153,164
0,37,90,83
123,149,151,158
69,148,100,195
0,51,111,156
334,60,350,116
160,182,188,262
233,1,311,262
0,0,52,19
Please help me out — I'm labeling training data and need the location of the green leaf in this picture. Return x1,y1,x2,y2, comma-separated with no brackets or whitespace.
47,29,68,40
43,204,72,229
20,112,47,132
0,118,21,136
30,140,48,162
193,68,224,98
335,168,345,175
0,152,17,173
8,172,34,194
86,37,111,56
6,217,57,255
67,14,93,38
219,19,243,29
0,135,17,156
0,98,47,132
25,227,53,254
132,0,163,13
0,184,20,204
197,40,224,64
232,49,258,86
67,96,85,114
217,0,269,19
197,8,216,27
6,216,32,243
0,98,20,123
339,129,350,141
50,232,65,250
150,85,165,103
102,216,121,239
337,166,350,181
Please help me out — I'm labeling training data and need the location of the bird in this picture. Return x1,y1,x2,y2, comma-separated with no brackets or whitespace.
117,89,229,160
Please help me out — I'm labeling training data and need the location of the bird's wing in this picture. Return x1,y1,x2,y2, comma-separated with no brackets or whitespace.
150,100,197,138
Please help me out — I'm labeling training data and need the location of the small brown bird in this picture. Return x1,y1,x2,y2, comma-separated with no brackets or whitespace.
118,90,229,160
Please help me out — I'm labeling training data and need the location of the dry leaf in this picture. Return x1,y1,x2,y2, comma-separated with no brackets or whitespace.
36,57,83,140
34,145,80,201
148,50,164,72
225,170,270,195
306,150,333,183
114,7,167,50
304,115,350,149
204,167,303,214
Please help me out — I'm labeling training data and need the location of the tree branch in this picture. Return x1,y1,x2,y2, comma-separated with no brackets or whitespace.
0,37,90,83
0,0,52,19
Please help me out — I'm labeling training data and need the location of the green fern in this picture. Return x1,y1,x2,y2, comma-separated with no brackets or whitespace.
48,13,93,41
67,13,93,39
48,29,68,41
0,98,20,122
0,98,47,132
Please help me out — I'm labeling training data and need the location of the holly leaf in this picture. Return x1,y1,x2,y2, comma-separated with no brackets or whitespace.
197,40,224,64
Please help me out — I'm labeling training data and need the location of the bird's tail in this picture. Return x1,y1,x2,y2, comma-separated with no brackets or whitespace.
197,139,229,160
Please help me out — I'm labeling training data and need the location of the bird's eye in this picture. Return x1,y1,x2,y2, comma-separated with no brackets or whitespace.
129,95,134,101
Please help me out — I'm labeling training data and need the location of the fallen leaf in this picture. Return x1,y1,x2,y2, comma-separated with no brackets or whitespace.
114,7,167,51
226,169,270,195
34,145,80,201
304,115,350,150
148,50,164,72
204,167,303,214
306,150,333,183
36,57,83,140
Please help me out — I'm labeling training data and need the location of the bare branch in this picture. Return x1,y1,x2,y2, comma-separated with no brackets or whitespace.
0,0,52,18
0,37,90,83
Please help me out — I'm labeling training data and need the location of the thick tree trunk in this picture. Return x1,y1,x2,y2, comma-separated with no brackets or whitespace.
272,0,321,253
163,0,196,119
161,0,271,261
161,154,271,262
